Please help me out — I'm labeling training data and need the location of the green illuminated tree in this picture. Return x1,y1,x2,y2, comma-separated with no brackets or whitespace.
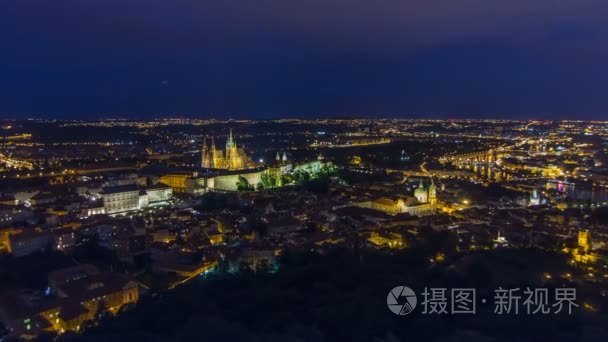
261,172,278,188
292,170,310,184
236,176,253,191
280,173,294,186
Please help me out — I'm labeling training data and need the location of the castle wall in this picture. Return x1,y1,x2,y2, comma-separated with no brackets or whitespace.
206,170,264,191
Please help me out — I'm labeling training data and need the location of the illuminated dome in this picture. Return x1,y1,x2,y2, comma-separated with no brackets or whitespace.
414,179,428,203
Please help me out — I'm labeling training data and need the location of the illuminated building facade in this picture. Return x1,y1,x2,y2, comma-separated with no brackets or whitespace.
412,178,437,205
367,231,405,249
102,184,140,214
0,265,138,339
102,184,173,214
160,172,193,193
355,197,435,217
570,230,598,263
201,130,250,170
354,177,437,217
0,228,21,254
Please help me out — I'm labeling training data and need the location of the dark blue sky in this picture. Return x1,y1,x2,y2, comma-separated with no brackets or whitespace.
1,0,607,119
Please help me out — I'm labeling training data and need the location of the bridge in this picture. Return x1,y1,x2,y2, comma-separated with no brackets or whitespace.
440,142,520,165
386,168,480,181
440,149,506,164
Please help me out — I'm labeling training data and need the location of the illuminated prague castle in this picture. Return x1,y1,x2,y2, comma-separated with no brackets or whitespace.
201,130,250,170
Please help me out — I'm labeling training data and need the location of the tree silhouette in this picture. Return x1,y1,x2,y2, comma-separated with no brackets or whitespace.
236,176,253,191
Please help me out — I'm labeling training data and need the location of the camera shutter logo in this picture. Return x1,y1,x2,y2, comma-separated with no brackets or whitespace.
387,286,417,315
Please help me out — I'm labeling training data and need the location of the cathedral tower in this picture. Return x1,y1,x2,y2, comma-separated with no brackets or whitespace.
226,129,235,150
201,136,212,168
226,129,240,169
211,136,220,168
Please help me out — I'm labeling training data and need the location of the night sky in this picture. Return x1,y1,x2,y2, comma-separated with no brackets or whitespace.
1,1,607,119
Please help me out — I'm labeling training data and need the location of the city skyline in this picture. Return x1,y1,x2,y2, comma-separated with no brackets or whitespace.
1,118,607,340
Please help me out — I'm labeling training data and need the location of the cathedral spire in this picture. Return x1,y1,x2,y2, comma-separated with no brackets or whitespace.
210,136,217,168
226,129,235,149
201,136,209,168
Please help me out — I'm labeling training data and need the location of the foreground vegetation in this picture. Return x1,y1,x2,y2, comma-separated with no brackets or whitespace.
65,243,607,342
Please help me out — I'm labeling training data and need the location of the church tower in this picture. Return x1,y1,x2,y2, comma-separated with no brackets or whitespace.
223,129,245,170
428,179,437,205
578,230,591,254
211,136,220,168
226,129,238,170
226,129,235,150
201,136,212,168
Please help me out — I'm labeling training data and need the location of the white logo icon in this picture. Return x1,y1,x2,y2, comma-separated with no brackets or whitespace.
387,286,417,315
